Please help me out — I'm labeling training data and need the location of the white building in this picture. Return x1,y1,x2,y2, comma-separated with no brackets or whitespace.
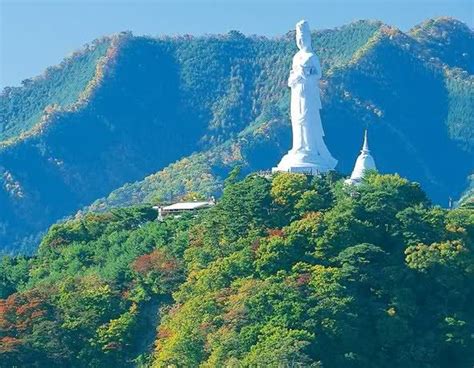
154,200,215,221
345,130,376,185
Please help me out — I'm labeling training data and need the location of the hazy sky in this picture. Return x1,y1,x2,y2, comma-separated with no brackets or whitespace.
1,0,473,88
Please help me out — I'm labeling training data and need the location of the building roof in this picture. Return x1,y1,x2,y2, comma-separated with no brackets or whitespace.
346,130,376,184
161,201,214,211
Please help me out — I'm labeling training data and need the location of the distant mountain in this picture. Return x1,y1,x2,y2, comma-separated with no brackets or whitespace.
1,17,473,254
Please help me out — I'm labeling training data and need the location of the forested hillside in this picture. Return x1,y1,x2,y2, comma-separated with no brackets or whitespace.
1,171,473,367
1,17,473,254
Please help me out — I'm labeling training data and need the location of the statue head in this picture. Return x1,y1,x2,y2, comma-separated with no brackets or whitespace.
295,20,312,51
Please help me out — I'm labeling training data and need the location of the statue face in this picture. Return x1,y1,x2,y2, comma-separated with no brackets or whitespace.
296,32,312,50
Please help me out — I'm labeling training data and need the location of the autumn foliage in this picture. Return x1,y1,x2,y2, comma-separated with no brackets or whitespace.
0,173,473,367
132,249,178,276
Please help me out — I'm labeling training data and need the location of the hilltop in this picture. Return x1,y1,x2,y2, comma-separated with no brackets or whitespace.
1,17,473,254
1,171,473,366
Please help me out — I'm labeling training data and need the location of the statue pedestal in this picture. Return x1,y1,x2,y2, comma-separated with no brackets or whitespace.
272,149,336,175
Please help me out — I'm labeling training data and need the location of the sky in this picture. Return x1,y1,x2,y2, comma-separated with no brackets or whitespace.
1,0,473,88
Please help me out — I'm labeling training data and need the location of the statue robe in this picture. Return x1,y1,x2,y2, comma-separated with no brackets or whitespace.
288,50,335,164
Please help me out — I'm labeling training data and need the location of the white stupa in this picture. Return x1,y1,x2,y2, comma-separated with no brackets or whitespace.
345,130,376,185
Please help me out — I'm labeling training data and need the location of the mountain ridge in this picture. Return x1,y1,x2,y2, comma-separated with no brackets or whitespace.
1,36,117,145
0,18,472,254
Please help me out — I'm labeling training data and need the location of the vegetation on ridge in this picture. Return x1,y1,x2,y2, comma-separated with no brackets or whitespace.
1,171,473,367
0,37,113,144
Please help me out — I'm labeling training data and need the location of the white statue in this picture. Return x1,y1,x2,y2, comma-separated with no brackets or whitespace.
273,20,337,174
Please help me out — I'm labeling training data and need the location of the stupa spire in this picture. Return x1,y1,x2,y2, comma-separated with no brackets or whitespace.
362,129,369,153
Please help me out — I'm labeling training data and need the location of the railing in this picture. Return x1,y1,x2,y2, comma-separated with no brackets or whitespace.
255,169,322,177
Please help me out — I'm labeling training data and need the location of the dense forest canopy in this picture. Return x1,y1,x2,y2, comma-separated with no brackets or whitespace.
1,171,473,367
0,17,473,257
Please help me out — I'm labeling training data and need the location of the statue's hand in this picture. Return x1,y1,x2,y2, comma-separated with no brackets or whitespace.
288,70,303,87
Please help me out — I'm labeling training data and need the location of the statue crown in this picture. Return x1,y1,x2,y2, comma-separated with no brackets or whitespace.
296,20,310,35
